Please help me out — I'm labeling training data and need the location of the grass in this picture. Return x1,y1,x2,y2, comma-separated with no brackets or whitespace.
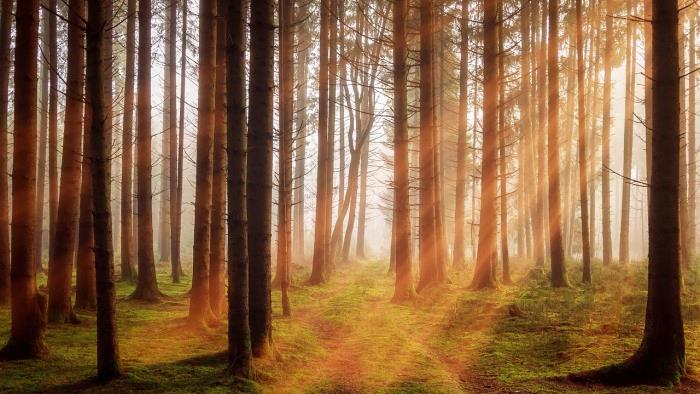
0,259,699,393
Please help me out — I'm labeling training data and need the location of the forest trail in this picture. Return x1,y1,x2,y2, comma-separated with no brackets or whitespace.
2,260,700,393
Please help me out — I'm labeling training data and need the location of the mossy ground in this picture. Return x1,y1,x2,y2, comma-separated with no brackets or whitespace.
1,259,699,393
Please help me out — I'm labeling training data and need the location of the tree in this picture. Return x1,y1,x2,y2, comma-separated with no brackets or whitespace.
189,0,217,326
0,0,48,360
417,0,438,292
210,0,227,318
601,0,613,265
47,0,84,323
293,0,310,264
576,0,591,283
277,0,294,316
248,0,274,356
227,0,252,376
131,0,163,301
120,0,136,282
0,0,12,307
47,0,58,267
470,0,498,290
547,0,569,287
173,0,188,283
571,0,685,384
619,0,635,265
497,0,511,285
392,0,414,301
86,0,121,380
35,0,50,273
309,0,330,285
453,0,469,270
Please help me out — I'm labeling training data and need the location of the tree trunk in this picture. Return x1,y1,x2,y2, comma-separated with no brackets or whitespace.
689,14,696,260
497,1,510,285
0,0,12,307
0,0,48,360
392,0,414,301
417,0,438,292
189,0,217,326
453,0,469,270
131,0,162,302
210,0,227,318
548,0,569,287
76,77,97,310
47,0,84,323
309,0,329,284
248,0,274,357
226,0,252,377
534,0,547,267
601,0,613,265
292,1,309,264
158,0,174,263
86,0,121,380
173,0,188,283
47,0,58,265
619,0,635,264
34,0,50,273
470,0,497,290
576,0,591,283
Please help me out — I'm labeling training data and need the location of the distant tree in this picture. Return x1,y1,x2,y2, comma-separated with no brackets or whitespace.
173,0,188,283
189,0,217,326
392,0,414,301
0,0,48,360
470,0,498,290
576,0,591,283
547,0,569,287
601,0,613,265
120,0,136,282
131,0,163,301
47,0,85,323
453,0,469,270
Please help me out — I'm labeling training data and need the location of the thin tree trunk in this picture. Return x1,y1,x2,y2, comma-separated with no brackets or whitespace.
392,0,414,301
120,0,136,282
688,15,696,260
470,0,497,289
0,0,48,360
292,1,309,264
548,0,569,287
131,0,163,302
210,0,227,318
47,0,84,323
47,0,58,261
35,0,50,273
497,0,510,285
453,0,469,270
309,0,329,284
577,0,591,283
158,0,174,263
619,0,635,264
601,0,613,265
189,0,217,326
534,0,547,267
173,0,188,282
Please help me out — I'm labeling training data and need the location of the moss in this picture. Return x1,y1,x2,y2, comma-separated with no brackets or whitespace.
0,260,698,392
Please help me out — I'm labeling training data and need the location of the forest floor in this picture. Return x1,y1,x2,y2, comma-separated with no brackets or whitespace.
1,259,700,393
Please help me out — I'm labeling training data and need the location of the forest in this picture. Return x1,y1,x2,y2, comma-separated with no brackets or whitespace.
0,0,698,392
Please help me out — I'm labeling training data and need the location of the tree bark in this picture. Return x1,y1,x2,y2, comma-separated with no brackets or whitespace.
619,0,635,264
226,0,252,377
497,0,510,285
189,0,217,326
47,0,84,323
210,0,226,318
453,0,469,270
601,0,613,265
173,0,188,283
0,0,48,360
248,0,274,357
120,0,136,283
392,0,414,301
548,0,569,287
34,0,50,273
576,0,591,283
86,0,121,380
470,0,497,290
131,0,163,302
